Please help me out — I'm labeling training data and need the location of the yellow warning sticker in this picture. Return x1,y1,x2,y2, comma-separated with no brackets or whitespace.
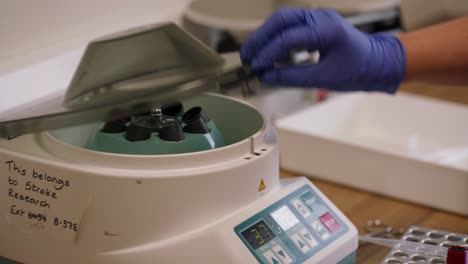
258,178,266,192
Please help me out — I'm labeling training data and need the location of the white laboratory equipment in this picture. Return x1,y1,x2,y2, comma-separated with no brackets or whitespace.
0,23,357,264
183,0,401,51
276,93,468,216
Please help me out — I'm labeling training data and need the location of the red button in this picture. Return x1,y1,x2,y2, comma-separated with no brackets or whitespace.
319,212,341,234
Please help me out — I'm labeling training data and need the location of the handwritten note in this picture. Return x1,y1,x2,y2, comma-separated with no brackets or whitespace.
2,159,88,239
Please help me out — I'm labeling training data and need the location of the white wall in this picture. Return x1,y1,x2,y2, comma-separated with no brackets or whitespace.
0,0,191,74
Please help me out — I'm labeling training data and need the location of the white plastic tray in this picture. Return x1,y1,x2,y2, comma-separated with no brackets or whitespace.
276,92,468,215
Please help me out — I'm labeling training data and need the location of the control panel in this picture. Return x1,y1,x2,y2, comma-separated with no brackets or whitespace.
234,185,348,264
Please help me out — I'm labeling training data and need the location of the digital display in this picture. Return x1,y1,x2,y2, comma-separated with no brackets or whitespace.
241,220,276,250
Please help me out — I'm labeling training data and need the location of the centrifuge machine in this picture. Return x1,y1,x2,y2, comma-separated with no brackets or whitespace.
0,23,357,264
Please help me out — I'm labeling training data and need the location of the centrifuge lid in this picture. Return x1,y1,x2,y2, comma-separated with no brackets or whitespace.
0,23,232,138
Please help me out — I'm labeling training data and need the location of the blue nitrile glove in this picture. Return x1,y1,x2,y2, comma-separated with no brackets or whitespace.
240,8,406,93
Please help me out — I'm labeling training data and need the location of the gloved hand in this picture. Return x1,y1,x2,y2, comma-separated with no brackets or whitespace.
240,8,406,93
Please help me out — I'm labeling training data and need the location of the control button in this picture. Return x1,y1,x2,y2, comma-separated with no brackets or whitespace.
291,233,311,254
291,198,311,218
300,192,319,212
310,220,330,240
265,216,283,235
272,245,293,264
319,212,341,234
263,250,282,264
299,228,318,248
270,205,299,232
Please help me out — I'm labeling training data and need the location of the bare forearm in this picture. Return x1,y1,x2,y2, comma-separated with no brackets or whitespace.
398,16,468,85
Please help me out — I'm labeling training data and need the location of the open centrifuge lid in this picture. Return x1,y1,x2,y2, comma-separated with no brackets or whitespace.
0,23,242,139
